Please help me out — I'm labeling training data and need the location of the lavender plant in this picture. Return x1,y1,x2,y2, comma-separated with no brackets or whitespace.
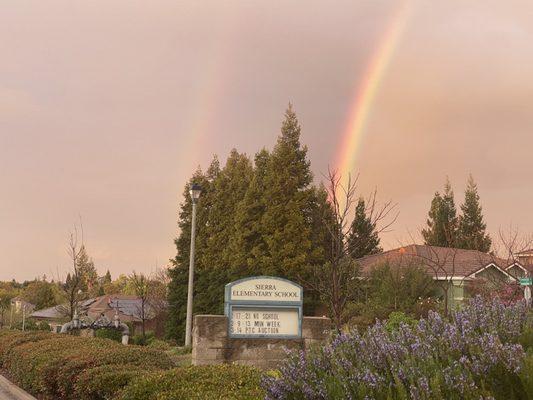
262,297,531,400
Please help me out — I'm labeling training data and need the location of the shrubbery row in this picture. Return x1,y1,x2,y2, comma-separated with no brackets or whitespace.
0,330,173,399
0,330,264,399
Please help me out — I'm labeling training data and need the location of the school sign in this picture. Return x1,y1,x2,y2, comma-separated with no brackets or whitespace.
224,276,303,339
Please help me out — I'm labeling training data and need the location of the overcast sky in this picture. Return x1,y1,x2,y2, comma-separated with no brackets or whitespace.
1,1,533,281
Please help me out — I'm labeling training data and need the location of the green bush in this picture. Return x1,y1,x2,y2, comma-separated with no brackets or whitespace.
132,330,155,346
73,364,153,400
147,338,172,351
0,330,174,399
118,364,265,400
95,328,123,343
11,319,51,331
519,315,533,352
519,350,533,397
384,311,417,332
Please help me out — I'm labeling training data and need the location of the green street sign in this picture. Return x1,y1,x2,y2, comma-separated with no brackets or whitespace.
520,277,532,286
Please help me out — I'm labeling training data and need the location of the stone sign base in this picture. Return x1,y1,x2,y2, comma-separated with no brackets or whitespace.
192,315,330,369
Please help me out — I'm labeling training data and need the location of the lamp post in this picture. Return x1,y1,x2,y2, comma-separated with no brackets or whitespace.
185,183,202,347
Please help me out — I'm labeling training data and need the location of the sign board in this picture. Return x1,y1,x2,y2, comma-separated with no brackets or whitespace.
224,276,303,339
520,277,532,286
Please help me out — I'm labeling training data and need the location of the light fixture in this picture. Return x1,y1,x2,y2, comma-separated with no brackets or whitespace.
189,183,202,203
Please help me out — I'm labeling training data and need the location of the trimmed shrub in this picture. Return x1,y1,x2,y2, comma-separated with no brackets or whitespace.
95,328,123,342
118,364,265,400
147,338,172,351
132,330,155,346
73,364,153,400
0,330,174,399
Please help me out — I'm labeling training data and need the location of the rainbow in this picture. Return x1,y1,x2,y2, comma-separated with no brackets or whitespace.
335,2,412,186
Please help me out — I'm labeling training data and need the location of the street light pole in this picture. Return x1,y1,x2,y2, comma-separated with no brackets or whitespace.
185,184,201,347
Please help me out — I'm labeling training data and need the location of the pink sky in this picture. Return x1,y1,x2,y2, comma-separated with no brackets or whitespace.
1,1,533,281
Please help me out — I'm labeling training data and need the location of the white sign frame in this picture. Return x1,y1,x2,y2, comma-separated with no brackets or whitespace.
224,276,303,339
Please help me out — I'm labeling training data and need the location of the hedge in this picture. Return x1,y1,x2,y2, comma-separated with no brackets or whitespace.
118,364,265,400
0,330,174,399
0,330,265,400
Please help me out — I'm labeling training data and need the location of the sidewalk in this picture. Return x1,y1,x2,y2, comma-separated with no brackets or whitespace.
0,375,36,400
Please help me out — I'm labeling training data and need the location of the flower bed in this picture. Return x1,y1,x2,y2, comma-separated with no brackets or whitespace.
263,297,533,400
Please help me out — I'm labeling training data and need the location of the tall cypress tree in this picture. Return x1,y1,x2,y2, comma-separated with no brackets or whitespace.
348,198,382,259
422,178,458,247
457,175,491,252
229,148,270,274
201,149,252,269
260,104,314,279
198,150,253,313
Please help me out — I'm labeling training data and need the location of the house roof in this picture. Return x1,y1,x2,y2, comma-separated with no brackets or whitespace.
357,244,522,280
30,294,164,323
31,297,99,320
86,295,154,322
31,306,65,320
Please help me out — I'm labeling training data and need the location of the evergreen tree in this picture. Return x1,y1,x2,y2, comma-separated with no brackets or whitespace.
196,150,253,316
76,246,99,296
457,175,491,252
260,104,314,279
166,106,332,341
422,178,458,247
229,148,271,273
103,270,112,284
306,184,333,266
348,198,382,259
201,149,252,270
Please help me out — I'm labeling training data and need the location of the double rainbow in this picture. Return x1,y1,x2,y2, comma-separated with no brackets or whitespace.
335,2,412,184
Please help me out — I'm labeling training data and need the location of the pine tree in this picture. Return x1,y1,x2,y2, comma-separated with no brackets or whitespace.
76,246,99,296
348,198,382,259
457,175,491,252
201,149,252,270
229,148,270,273
306,184,333,266
103,270,112,284
197,150,253,316
422,178,458,247
260,104,314,279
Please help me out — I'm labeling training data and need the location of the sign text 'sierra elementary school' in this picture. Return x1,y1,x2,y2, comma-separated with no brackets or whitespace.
224,276,303,339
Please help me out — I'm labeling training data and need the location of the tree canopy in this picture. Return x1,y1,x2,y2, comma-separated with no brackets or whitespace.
457,175,491,252
348,198,382,259
423,176,491,252
422,178,458,247
166,105,330,342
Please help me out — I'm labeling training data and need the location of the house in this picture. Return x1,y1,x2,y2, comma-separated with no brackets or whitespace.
86,295,165,336
357,244,529,308
515,249,533,273
10,297,35,314
30,294,166,336
31,298,98,332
